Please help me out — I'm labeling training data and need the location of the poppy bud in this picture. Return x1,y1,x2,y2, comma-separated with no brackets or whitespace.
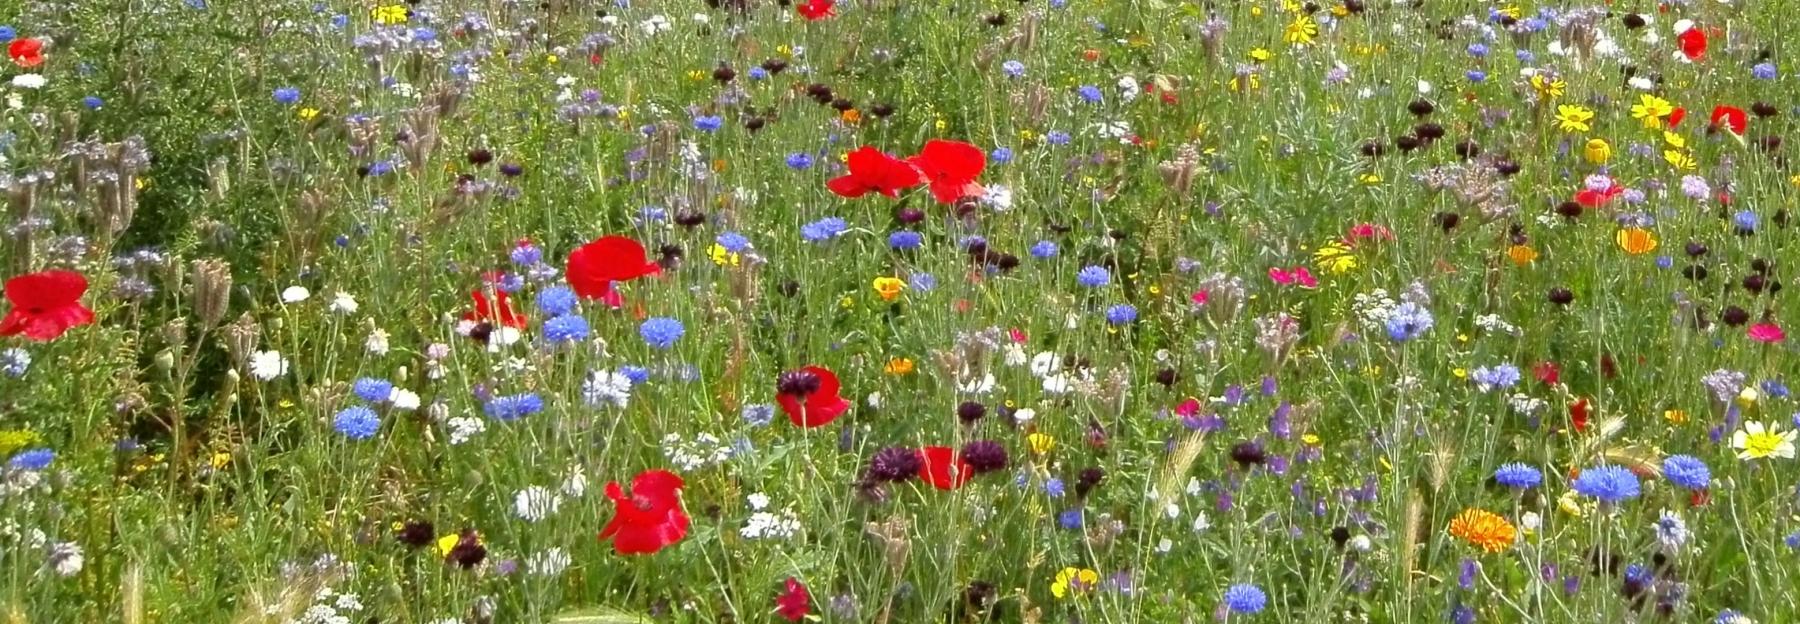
1344,0,1365,12
1547,287,1575,306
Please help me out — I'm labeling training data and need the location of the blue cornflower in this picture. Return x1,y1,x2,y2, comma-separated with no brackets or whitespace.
639,317,685,349
352,378,394,403
990,147,1014,164
1716,610,1749,624
495,273,526,294
272,87,302,105
8,448,53,471
1058,509,1084,529
747,67,769,80
1001,60,1026,78
1029,240,1058,259
1656,256,1674,270
1046,131,1072,145
1572,465,1641,504
785,153,814,169
742,403,775,427
620,365,651,385
509,244,542,266
537,285,577,316
639,206,667,222
1044,478,1066,498
484,393,545,420
82,96,104,110
333,406,381,440
1385,302,1434,342
801,217,848,242
909,272,937,292
1466,43,1489,57
1734,210,1758,233
1763,379,1791,399
693,115,724,132
0,26,16,43
1076,266,1111,287
543,315,591,343
716,231,751,253
961,235,988,251
1515,50,1535,63
331,14,349,28
1076,85,1104,104
1105,304,1138,325
0,348,28,378
1469,364,1521,391
1753,62,1778,80
1222,584,1267,615
1661,455,1711,490
1451,605,1476,624
889,231,924,250
1465,70,1488,83
1492,463,1543,489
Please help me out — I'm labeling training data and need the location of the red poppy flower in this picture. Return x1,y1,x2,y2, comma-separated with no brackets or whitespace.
775,577,811,622
777,365,852,427
907,139,986,204
1667,106,1686,129
796,0,835,20
1710,105,1748,136
566,235,661,302
599,469,690,555
1533,361,1560,385
1575,181,1623,208
917,446,972,490
1,270,96,341
826,146,923,199
7,38,43,68
1677,26,1706,61
464,289,527,329
1568,397,1590,434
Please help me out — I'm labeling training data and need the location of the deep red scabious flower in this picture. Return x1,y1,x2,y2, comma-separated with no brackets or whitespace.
7,38,44,68
599,469,690,555
1568,397,1590,434
796,0,836,20
826,146,923,199
776,365,851,427
908,139,986,204
917,446,972,490
1711,105,1748,136
775,577,811,622
464,289,528,329
1,270,96,341
566,235,661,303
1533,361,1560,385
1677,26,1707,61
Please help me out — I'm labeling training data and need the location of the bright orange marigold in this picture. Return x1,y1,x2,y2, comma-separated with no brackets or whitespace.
1448,508,1516,553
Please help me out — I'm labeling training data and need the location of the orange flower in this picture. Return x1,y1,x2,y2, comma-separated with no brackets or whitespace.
1615,228,1658,255
1449,508,1516,553
841,109,862,125
1507,245,1538,266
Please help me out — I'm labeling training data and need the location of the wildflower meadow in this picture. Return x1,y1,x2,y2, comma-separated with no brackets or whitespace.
4,0,1800,621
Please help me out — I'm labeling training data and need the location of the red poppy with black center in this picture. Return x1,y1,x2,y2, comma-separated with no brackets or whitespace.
797,0,835,20
1677,26,1707,61
566,235,661,304
827,146,923,199
777,365,851,427
7,38,43,68
1575,180,1623,208
917,446,972,490
463,289,527,329
1711,105,1748,135
1,270,96,341
775,577,811,622
908,139,987,204
599,469,690,555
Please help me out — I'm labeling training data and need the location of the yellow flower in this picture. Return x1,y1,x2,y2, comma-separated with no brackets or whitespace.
1358,173,1382,185
0,430,40,457
1228,73,1261,92
1313,240,1358,274
839,295,856,309
686,69,707,81
210,452,232,470
545,54,559,65
1664,149,1696,170
1615,228,1658,255
841,109,862,125
1452,368,1468,379
1250,5,1262,16
1301,433,1321,446
872,277,905,302
1583,138,1611,164
1507,245,1538,266
435,534,461,557
1027,433,1056,455
884,358,915,376
372,4,409,25
1284,15,1318,45
298,107,320,121
1248,47,1273,62
1529,74,1565,99
1050,567,1100,599
1664,409,1688,425
1448,508,1517,553
1557,490,1586,517
934,117,947,132
1630,94,1674,129
1662,130,1686,149
1498,5,1522,19
707,243,741,267
1737,387,1760,410
1554,105,1593,133
1732,421,1797,460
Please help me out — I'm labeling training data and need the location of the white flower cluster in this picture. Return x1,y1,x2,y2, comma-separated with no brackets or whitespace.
513,486,562,523
661,433,732,472
1352,289,1398,331
446,416,486,445
286,587,363,624
526,547,571,576
739,493,801,540
1474,313,1521,336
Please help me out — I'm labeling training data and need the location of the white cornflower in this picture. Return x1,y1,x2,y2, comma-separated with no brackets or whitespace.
582,369,633,408
47,541,82,577
364,328,390,355
514,486,562,522
281,286,311,303
249,351,289,381
561,466,588,498
328,292,359,315
12,74,47,89
388,388,421,411
1029,351,1061,377
446,416,485,445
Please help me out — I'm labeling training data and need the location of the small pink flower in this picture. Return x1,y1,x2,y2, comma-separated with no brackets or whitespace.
1175,397,1202,418
1268,267,1296,285
1009,327,1028,344
1190,290,1210,306
1346,223,1394,245
1749,322,1786,343
1269,266,1317,289
1293,266,1318,289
